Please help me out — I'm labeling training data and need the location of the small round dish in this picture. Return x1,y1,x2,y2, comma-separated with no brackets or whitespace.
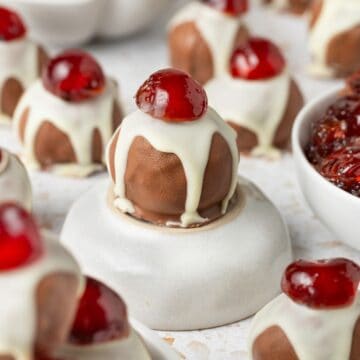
1,0,170,46
292,86,360,250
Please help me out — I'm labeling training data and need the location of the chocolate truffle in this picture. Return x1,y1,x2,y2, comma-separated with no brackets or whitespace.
107,68,239,228
309,0,360,78
13,49,123,177
0,203,83,360
205,37,304,157
249,258,360,359
0,6,48,124
168,0,249,85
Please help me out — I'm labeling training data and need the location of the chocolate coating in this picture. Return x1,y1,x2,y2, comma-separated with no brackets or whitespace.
0,46,48,120
228,79,304,153
108,132,236,226
310,0,360,77
252,318,360,359
18,101,122,171
169,21,249,85
0,272,80,360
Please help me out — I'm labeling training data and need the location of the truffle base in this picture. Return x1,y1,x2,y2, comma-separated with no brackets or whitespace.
61,177,292,331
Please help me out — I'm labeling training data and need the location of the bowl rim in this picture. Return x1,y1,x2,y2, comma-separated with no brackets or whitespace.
291,84,360,205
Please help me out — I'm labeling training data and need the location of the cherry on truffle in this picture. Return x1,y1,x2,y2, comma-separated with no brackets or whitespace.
0,203,43,271
230,37,286,80
69,277,130,345
42,50,106,103
203,0,248,16
0,7,27,42
282,258,360,309
136,68,208,122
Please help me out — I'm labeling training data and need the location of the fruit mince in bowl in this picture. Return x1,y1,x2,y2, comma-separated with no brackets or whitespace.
306,72,360,197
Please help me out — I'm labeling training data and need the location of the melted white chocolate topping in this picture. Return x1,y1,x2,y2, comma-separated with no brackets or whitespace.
0,234,83,360
13,80,119,177
107,108,239,228
309,0,360,77
169,2,246,77
55,328,151,360
0,149,32,210
205,70,290,157
249,293,360,360
0,38,39,123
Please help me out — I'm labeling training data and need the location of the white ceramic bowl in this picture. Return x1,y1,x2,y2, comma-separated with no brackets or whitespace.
292,87,360,250
1,0,170,46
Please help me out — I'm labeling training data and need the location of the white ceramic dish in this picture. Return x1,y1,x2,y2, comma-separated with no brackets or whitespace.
130,319,180,360
61,177,292,331
292,86,360,250
1,0,170,46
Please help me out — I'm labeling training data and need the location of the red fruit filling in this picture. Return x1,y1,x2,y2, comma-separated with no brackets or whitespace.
69,277,130,345
203,0,248,15
0,7,27,41
230,37,286,80
282,258,360,309
136,68,208,122
0,203,43,271
42,50,105,102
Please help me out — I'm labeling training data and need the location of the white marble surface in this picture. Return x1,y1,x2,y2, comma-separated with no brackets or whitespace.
1,2,359,359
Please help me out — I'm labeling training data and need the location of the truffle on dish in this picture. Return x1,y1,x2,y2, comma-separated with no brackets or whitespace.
168,0,249,85
14,49,123,177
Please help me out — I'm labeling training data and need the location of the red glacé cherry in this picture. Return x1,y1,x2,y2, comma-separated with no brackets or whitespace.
42,50,105,102
282,258,360,309
230,38,286,80
136,69,208,122
69,277,130,345
0,203,43,271
0,7,27,42
203,0,248,15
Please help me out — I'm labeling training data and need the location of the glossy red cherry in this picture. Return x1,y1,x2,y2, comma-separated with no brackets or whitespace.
0,7,27,42
282,258,360,309
42,50,105,102
230,38,286,80
136,68,208,122
69,277,130,345
0,203,43,271
203,0,248,15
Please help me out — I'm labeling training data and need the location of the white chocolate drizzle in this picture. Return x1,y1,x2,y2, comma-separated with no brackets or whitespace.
309,0,360,77
13,80,118,177
55,329,151,360
107,108,239,228
266,0,293,11
0,149,32,210
0,234,83,360
205,70,290,157
0,38,39,123
248,293,360,360
169,2,246,76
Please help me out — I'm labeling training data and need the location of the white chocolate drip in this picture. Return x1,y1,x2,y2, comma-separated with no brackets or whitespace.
55,329,151,360
107,108,239,228
0,234,83,360
205,71,290,157
13,80,118,177
248,293,360,360
0,149,32,210
309,0,360,77
0,38,39,123
169,2,245,76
